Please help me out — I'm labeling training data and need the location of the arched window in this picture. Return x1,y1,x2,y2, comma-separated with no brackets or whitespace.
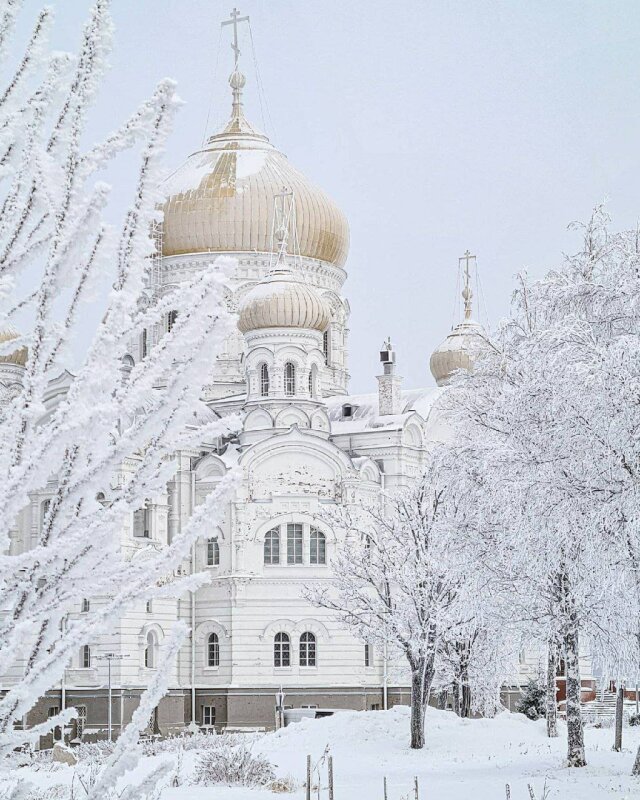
284,362,295,396
121,355,134,381
264,528,280,565
81,645,91,669
207,538,220,566
260,363,270,397
207,633,220,667
41,499,51,527
145,631,157,669
308,365,318,398
167,310,178,332
81,598,90,613
141,328,148,359
310,528,326,565
299,632,316,667
274,632,290,667
322,329,330,364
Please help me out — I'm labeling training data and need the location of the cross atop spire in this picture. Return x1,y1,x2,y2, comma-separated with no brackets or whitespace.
221,8,250,71
459,249,476,321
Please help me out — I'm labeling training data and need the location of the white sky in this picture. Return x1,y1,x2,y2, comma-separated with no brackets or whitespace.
15,0,640,393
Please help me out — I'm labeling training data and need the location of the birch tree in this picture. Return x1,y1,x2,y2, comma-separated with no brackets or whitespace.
446,206,640,770
311,459,473,750
0,0,237,787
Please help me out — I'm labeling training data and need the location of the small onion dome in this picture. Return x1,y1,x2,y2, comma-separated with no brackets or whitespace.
238,270,331,334
0,328,27,366
429,319,490,387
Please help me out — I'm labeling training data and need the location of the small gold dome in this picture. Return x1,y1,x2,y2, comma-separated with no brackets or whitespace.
238,270,331,334
430,319,490,386
0,329,27,367
161,72,349,268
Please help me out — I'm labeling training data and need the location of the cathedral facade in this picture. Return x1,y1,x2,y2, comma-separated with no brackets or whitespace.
1,42,517,742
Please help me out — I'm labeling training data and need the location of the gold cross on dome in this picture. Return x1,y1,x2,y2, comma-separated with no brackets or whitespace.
459,249,476,321
222,8,250,69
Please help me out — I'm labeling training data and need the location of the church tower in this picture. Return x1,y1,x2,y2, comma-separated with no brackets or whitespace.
158,18,351,400
238,190,331,444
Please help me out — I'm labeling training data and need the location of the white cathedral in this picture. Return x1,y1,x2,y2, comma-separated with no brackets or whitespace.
0,21,536,741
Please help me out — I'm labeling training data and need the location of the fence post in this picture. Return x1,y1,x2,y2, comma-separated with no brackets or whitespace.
414,776,419,800
306,755,311,800
383,776,388,800
505,785,511,800
328,755,334,800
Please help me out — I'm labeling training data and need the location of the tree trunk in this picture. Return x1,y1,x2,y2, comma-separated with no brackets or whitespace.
614,683,624,753
546,639,558,738
632,742,640,775
564,626,586,767
409,654,436,749
452,679,460,716
460,646,471,718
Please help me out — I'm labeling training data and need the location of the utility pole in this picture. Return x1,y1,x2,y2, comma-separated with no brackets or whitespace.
97,652,128,741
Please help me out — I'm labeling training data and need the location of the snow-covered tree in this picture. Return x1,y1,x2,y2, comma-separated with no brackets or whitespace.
311,456,478,749
445,206,640,770
0,0,237,787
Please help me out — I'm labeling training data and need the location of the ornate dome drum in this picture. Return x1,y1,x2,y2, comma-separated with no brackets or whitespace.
161,71,349,268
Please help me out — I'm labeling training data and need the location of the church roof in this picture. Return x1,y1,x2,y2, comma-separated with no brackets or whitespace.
160,70,350,268
326,387,442,433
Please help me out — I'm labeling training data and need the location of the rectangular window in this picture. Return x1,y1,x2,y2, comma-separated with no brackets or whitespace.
207,538,220,566
287,524,303,564
76,705,87,738
365,643,373,667
48,706,59,718
202,706,216,727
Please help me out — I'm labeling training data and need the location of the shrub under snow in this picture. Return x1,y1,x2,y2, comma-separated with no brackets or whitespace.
193,739,275,788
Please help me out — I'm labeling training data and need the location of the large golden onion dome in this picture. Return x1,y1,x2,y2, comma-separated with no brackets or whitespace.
161,70,350,267
0,328,27,367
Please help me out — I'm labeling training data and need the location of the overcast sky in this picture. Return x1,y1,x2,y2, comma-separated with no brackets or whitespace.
16,0,640,392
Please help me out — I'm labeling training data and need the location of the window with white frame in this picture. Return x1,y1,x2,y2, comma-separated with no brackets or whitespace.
264,527,280,564
284,362,296,396
76,705,87,739
263,523,328,566
145,631,157,668
133,501,150,538
146,599,153,614
287,523,303,564
207,538,220,566
81,598,90,613
299,632,317,667
41,499,51,528
80,644,91,668
322,329,330,364
365,643,373,667
274,632,290,667
310,528,326,564
259,363,270,397
207,632,220,667
202,706,216,727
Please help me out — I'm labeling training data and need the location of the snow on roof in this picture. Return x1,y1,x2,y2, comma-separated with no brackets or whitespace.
325,387,442,433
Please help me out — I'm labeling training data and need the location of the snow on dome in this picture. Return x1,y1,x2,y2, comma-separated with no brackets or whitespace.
238,269,331,334
429,318,491,387
161,71,349,268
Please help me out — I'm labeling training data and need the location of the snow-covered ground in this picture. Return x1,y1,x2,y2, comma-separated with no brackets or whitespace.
13,707,640,800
